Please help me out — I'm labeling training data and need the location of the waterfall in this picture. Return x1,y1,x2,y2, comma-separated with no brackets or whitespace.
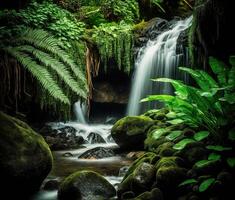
127,16,193,116
74,100,87,124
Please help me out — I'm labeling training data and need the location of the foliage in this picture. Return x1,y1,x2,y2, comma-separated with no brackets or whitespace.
0,28,88,117
100,0,140,23
199,178,215,192
141,56,235,137
91,22,134,73
1,1,86,47
150,0,166,13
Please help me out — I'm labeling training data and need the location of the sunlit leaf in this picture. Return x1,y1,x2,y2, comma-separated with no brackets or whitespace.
167,119,184,125
195,160,210,168
194,131,210,141
173,138,195,150
166,130,182,141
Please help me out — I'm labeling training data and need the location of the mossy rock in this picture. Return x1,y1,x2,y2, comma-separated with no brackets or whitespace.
156,166,187,191
155,156,185,171
118,162,156,197
155,142,176,157
145,136,169,151
0,112,52,198
58,170,116,200
111,116,154,150
129,188,164,200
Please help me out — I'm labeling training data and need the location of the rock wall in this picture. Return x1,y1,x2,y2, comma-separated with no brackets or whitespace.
190,0,235,69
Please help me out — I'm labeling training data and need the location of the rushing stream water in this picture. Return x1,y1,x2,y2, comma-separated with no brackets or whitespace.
31,103,131,200
127,16,193,116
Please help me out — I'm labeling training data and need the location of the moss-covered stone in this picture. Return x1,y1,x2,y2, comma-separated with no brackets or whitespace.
0,112,52,198
155,156,184,171
155,142,176,157
111,116,154,149
58,170,116,200
118,162,156,197
129,188,164,200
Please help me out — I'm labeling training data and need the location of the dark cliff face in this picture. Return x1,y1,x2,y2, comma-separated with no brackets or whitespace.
190,0,235,69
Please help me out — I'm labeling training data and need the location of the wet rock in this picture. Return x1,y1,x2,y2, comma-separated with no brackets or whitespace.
63,152,74,157
0,112,52,198
155,156,185,170
118,162,156,196
44,179,59,190
121,191,135,199
40,125,85,150
58,170,116,200
111,116,154,150
78,147,115,159
87,132,106,144
119,166,130,177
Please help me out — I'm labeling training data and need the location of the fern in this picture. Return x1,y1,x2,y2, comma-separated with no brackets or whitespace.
1,28,88,117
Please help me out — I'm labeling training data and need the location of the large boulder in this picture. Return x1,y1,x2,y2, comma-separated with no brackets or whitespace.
0,112,53,197
58,170,116,200
111,116,154,150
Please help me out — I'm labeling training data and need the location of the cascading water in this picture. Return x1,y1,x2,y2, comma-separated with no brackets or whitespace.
127,16,193,116
73,100,87,124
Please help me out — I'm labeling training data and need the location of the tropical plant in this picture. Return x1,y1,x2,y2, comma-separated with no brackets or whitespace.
141,56,235,137
0,28,88,117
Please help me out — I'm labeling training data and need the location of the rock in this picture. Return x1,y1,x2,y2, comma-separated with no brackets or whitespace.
155,156,185,171
175,142,209,166
63,152,74,157
78,147,115,159
111,116,154,150
131,188,164,200
155,142,176,157
119,166,130,177
0,112,52,198
41,125,85,150
121,191,135,199
87,132,106,144
126,151,146,159
58,170,116,200
118,162,156,196
44,179,60,190
156,166,187,191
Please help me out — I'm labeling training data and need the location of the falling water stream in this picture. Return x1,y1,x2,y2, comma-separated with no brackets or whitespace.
127,16,193,116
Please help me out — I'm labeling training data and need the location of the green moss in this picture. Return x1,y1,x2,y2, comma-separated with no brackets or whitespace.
155,156,183,170
58,170,116,200
0,112,53,196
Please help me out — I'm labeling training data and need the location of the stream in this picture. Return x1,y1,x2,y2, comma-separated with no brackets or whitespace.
31,121,132,200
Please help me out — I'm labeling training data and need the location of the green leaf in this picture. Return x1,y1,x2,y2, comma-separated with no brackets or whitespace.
166,111,177,119
199,178,215,192
166,130,183,141
195,160,210,168
173,138,195,150
151,128,168,140
228,128,235,141
194,131,210,141
179,179,198,187
206,145,232,152
141,95,174,103
167,119,184,125
208,153,221,161
227,157,235,168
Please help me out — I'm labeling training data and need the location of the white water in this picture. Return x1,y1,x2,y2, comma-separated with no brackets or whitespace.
73,100,87,124
127,16,193,116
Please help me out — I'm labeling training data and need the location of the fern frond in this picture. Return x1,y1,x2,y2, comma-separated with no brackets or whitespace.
4,47,70,105
18,29,87,87
17,45,87,98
